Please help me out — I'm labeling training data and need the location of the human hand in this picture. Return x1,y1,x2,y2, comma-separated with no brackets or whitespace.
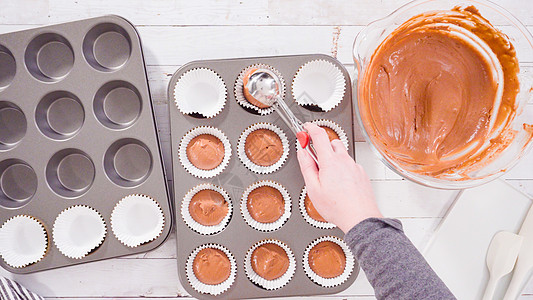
297,123,382,233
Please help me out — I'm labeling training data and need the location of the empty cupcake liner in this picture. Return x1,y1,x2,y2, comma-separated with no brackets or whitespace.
299,187,336,230
186,243,237,296
174,68,227,118
244,239,296,290
181,183,233,235
241,180,291,232
237,122,289,174
303,236,355,288
52,205,106,259
295,119,349,152
0,215,48,268
234,63,285,115
179,126,232,179
292,59,346,112
110,194,165,248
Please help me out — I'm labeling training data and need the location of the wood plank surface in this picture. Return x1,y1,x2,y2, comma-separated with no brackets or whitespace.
0,0,532,299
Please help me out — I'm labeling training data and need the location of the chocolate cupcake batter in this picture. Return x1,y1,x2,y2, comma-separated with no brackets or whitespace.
243,68,271,109
189,189,229,226
308,241,346,278
186,134,225,170
247,186,284,223
304,194,326,223
321,126,340,142
251,243,290,280
193,248,231,285
358,6,529,178
245,129,284,167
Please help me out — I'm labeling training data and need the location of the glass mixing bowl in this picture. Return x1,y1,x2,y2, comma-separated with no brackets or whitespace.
353,0,533,189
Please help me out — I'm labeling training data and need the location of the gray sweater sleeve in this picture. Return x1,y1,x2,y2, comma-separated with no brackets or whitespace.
344,218,456,300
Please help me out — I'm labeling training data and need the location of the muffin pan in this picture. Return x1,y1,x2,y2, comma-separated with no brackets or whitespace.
0,15,171,273
168,54,359,298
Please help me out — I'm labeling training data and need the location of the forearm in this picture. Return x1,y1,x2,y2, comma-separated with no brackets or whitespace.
344,218,455,300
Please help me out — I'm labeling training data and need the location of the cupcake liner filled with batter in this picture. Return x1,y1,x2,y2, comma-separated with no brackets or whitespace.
234,63,285,115
299,186,336,229
110,194,165,248
186,243,237,296
241,180,291,232
237,122,289,174
179,126,232,178
295,119,350,152
244,239,296,290
303,236,355,288
52,205,106,259
182,183,232,235
0,215,48,268
292,59,346,112
173,67,227,118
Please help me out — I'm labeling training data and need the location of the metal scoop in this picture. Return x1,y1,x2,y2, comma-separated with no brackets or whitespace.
246,69,319,164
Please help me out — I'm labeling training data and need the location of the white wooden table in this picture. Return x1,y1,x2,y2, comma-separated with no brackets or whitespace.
1,0,533,299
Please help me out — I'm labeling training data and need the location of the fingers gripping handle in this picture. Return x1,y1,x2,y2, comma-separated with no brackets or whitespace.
273,99,319,164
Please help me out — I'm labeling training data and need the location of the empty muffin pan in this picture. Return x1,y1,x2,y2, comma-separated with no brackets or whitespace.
168,54,359,299
0,15,171,273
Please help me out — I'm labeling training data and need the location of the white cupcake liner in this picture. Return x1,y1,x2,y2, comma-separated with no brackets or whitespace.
110,194,165,248
244,239,296,290
237,123,289,174
240,180,291,232
0,215,48,268
303,236,355,288
52,205,106,259
234,64,285,115
292,59,346,112
178,126,232,179
295,119,350,152
181,183,232,235
299,186,336,229
174,68,227,118
186,243,237,296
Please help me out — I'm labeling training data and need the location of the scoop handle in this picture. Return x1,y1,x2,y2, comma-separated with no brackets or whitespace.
297,132,319,164
273,99,319,164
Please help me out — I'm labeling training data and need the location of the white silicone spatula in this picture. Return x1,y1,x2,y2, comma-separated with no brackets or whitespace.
482,231,523,300
504,203,533,300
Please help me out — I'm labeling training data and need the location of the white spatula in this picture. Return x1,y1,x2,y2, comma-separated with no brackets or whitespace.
504,203,533,300
482,231,523,300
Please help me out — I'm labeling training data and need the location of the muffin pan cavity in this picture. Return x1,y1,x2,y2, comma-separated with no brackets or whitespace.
24,33,74,82
169,54,358,299
36,91,84,140
83,23,132,72
0,102,27,150
0,159,37,208
0,45,16,89
0,16,171,274
104,138,152,187
46,149,95,198
94,81,142,129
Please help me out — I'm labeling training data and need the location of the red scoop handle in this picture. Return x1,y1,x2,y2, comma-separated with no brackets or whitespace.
297,131,310,148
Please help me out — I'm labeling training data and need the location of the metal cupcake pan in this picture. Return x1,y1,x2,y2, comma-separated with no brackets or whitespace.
168,54,359,299
0,15,172,273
